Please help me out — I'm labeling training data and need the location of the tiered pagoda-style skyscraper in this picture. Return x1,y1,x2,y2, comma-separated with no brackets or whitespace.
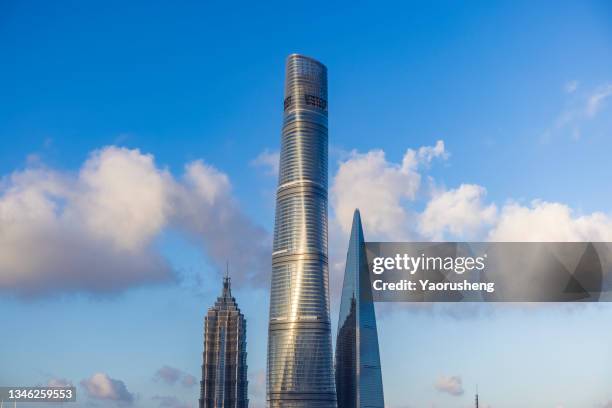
266,54,336,408
199,275,248,408
335,209,384,408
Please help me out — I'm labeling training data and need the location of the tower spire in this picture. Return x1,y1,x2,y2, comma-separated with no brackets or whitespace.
335,209,384,408
222,261,231,298
475,385,479,408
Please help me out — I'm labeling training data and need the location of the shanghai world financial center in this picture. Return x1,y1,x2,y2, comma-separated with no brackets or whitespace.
265,54,384,408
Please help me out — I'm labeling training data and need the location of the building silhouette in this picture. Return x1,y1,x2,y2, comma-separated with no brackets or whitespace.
335,209,385,408
199,274,248,408
266,54,336,408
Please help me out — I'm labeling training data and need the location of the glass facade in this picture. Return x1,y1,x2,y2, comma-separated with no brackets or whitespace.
200,277,248,408
335,210,385,408
266,54,336,408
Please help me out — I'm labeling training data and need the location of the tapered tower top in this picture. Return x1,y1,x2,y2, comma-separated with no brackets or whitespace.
283,54,328,113
222,262,232,298
335,208,385,408
287,53,326,66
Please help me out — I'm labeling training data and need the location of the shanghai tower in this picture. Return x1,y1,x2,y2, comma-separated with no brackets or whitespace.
266,54,336,408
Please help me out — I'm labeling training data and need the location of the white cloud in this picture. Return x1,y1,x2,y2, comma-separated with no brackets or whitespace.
173,160,270,286
419,184,497,240
489,201,612,242
327,141,448,319
329,142,612,244
331,140,447,240
80,372,134,403
434,375,464,396
4,139,611,300
415,140,449,164
586,83,612,117
251,149,280,176
0,157,173,296
327,141,612,318
0,146,270,297
181,160,231,205
73,147,172,251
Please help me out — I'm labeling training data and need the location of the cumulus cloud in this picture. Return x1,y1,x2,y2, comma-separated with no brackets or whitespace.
419,184,497,240
173,160,270,286
330,142,612,244
489,201,612,242
0,150,174,297
434,375,464,396
331,140,447,240
0,146,270,297
251,149,280,176
73,147,172,251
418,194,612,244
327,140,612,319
80,372,134,403
153,366,196,388
327,141,450,317
4,138,611,301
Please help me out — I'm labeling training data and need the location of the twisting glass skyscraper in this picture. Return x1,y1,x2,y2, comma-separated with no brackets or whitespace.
266,54,336,408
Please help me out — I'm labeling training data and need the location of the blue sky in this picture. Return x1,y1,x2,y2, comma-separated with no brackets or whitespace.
1,1,612,407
